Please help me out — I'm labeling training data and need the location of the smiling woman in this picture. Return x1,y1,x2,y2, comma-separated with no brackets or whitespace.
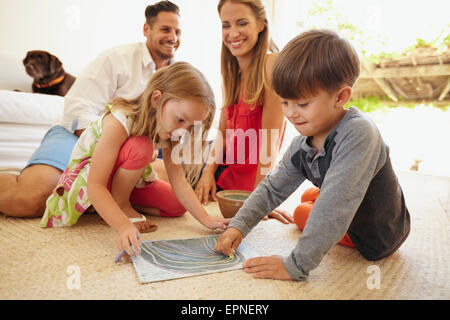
188,0,293,225
219,2,265,68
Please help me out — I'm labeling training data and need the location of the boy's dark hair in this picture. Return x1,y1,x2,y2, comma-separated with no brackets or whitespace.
272,29,360,99
145,1,180,27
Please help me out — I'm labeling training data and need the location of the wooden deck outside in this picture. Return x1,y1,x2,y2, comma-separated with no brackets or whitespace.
353,47,450,106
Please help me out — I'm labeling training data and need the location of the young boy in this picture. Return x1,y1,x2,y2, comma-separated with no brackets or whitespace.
215,29,411,281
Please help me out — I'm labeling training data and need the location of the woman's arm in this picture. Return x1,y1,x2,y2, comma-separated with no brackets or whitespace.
194,107,227,204
163,145,230,230
87,114,140,256
255,53,285,187
257,53,293,224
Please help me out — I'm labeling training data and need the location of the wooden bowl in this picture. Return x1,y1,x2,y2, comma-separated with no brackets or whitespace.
216,190,252,218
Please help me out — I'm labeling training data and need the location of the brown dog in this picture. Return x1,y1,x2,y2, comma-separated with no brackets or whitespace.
23,50,76,96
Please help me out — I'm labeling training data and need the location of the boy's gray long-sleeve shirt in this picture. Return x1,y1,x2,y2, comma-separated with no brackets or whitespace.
228,107,410,281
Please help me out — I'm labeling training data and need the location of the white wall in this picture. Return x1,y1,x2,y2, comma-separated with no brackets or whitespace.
0,0,223,102
0,0,227,141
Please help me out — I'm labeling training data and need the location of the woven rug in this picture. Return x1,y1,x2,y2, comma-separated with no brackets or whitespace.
0,171,448,300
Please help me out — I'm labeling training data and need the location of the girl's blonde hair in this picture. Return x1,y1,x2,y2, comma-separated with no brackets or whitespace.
218,0,278,108
109,61,216,186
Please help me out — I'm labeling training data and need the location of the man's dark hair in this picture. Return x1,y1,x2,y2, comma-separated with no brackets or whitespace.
145,1,180,27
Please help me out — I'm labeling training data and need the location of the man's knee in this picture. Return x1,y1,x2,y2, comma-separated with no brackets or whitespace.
9,186,51,217
7,166,61,217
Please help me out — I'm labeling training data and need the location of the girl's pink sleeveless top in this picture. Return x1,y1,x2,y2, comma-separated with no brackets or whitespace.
216,98,263,191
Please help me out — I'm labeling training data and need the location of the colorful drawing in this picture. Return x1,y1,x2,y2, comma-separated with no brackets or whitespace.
131,235,259,283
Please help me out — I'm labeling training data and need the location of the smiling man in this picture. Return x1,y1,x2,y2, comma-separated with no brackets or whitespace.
144,4,181,67
0,1,181,220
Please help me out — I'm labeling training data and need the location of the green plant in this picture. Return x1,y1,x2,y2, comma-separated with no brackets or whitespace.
366,24,450,63
306,0,387,56
349,96,449,113
306,1,449,61
349,96,386,113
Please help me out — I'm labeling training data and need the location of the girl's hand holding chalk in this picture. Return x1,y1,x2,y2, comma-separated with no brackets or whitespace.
116,225,141,263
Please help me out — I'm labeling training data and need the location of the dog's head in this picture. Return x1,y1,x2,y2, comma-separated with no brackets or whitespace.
23,50,63,80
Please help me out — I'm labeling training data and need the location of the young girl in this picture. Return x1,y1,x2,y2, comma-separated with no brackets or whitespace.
41,62,231,259
194,0,292,223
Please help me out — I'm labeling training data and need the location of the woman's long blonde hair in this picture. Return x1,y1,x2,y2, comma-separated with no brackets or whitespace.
218,0,278,107
109,61,216,186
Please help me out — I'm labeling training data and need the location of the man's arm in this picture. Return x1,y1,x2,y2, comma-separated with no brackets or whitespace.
62,53,118,133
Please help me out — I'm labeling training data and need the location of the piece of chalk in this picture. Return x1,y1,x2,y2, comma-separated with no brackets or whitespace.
114,246,141,263
114,250,126,264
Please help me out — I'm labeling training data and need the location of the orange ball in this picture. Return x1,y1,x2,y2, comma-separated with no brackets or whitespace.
293,201,314,231
301,187,320,203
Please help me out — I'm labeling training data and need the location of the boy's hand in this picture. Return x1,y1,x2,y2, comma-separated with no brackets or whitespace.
215,227,242,257
243,255,293,280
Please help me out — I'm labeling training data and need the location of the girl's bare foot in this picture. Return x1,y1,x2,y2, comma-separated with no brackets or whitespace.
122,206,157,233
